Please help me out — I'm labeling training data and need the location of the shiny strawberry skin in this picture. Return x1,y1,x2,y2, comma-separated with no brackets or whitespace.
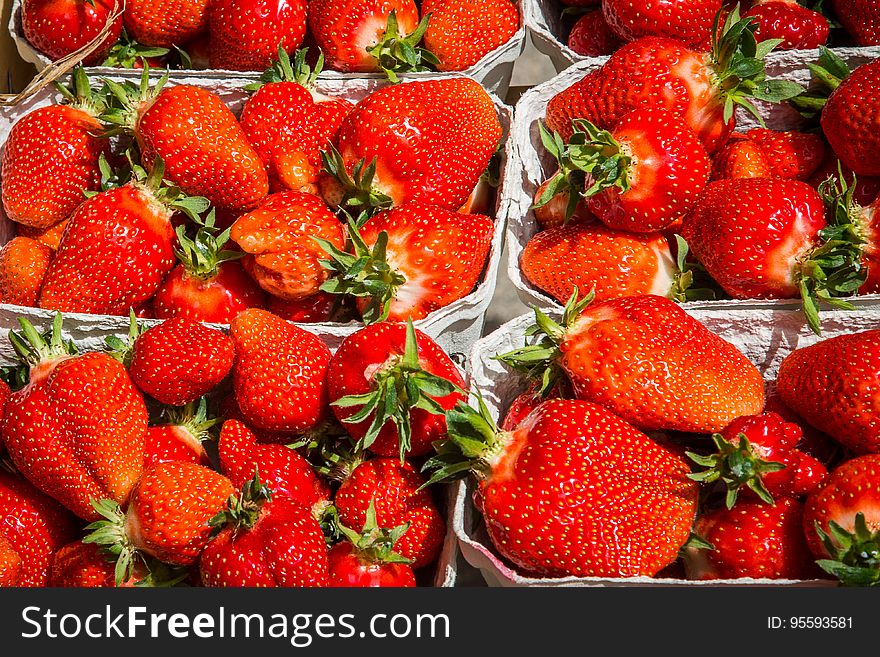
567,9,623,57
2,352,148,521
746,128,826,181
777,330,880,455
230,309,331,433
126,461,234,566
744,0,828,50
38,185,176,315
334,458,445,569
327,542,416,587
17,218,70,251
559,295,765,433
0,237,53,306
532,177,595,230
22,0,122,63
208,0,308,71
137,85,268,213
711,134,772,180
327,322,465,457
218,420,329,505
0,470,78,587
49,541,147,587
521,223,677,305
266,291,336,322
153,261,267,323
335,78,502,210
230,191,345,301
807,154,880,207
2,105,109,229
832,0,880,46
129,317,234,406
501,387,550,432
357,203,494,321
822,59,880,177
0,535,22,587
123,0,209,48
422,0,520,71
144,425,211,468
603,0,721,49
682,178,826,298
481,399,698,577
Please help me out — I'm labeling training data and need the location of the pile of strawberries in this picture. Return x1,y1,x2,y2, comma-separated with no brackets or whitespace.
0,57,501,324
556,0,876,58
521,8,880,335
0,309,469,587
19,0,520,75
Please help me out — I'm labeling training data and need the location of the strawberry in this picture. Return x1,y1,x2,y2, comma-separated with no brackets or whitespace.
1,68,110,229
100,27,171,67
803,454,880,586
1,316,148,521
808,153,880,207
683,497,817,580
105,72,268,213
230,191,345,301
831,0,880,46
16,219,70,251
208,0,308,71
0,237,53,307
334,457,444,569
500,386,555,432
743,0,828,50
22,0,122,64
687,412,827,508
427,398,698,577
421,0,520,71
38,159,208,315
85,461,234,580
777,330,880,455
711,134,772,179
0,379,10,425
144,399,216,468
545,8,801,153
567,9,623,57
239,49,354,193
745,128,826,180
153,212,266,323
48,542,187,587
0,470,78,587
327,321,465,458
230,309,331,434
602,0,722,49
123,0,209,48
266,292,338,323
821,59,880,177
763,390,843,468
319,203,494,323
532,176,594,230
498,294,765,434
327,501,415,587
324,77,501,214
127,316,234,406
0,535,22,587
218,419,329,505
201,475,328,587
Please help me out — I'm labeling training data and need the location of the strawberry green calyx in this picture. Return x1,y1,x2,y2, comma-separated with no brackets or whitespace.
331,319,462,459
365,11,440,84
815,513,880,587
163,397,222,443
321,145,394,219
102,28,170,69
8,313,78,372
83,498,142,586
337,500,412,565
790,46,851,119
316,218,404,324
709,6,804,125
104,309,143,366
131,155,211,221
209,471,272,536
54,66,108,118
101,63,169,135
669,235,718,303
311,437,365,482
245,46,323,92
686,433,785,509
175,209,245,280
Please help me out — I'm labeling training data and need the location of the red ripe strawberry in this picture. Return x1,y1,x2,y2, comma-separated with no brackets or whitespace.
201,476,328,587
326,77,501,213
808,154,880,207
0,379,10,424
327,501,415,587
499,294,765,434
421,0,520,71
545,8,800,153
328,321,465,458
711,134,772,180
230,309,331,434
85,461,234,579
0,237,53,307
602,0,721,49
128,317,234,406
687,412,827,508
500,386,557,432
48,542,164,587
532,175,594,230
320,203,493,323
567,9,623,57
777,330,880,455
153,214,266,323
218,419,329,505
745,128,826,180
429,398,698,577
821,59,880,177
123,0,209,48
832,0,880,46
239,49,353,193
38,161,208,315
144,400,216,468
744,0,829,50
22,0,122,64
17,218,69,251
0,470,78,587
208,0,308,71
334,458,445,569
1,316,148,521
266,292,337,322
683,497,817,580
2,69,110,229
763,390,842,467
230,191,345,301
803,454,880,586
0,535,22,587
520,224,693,305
